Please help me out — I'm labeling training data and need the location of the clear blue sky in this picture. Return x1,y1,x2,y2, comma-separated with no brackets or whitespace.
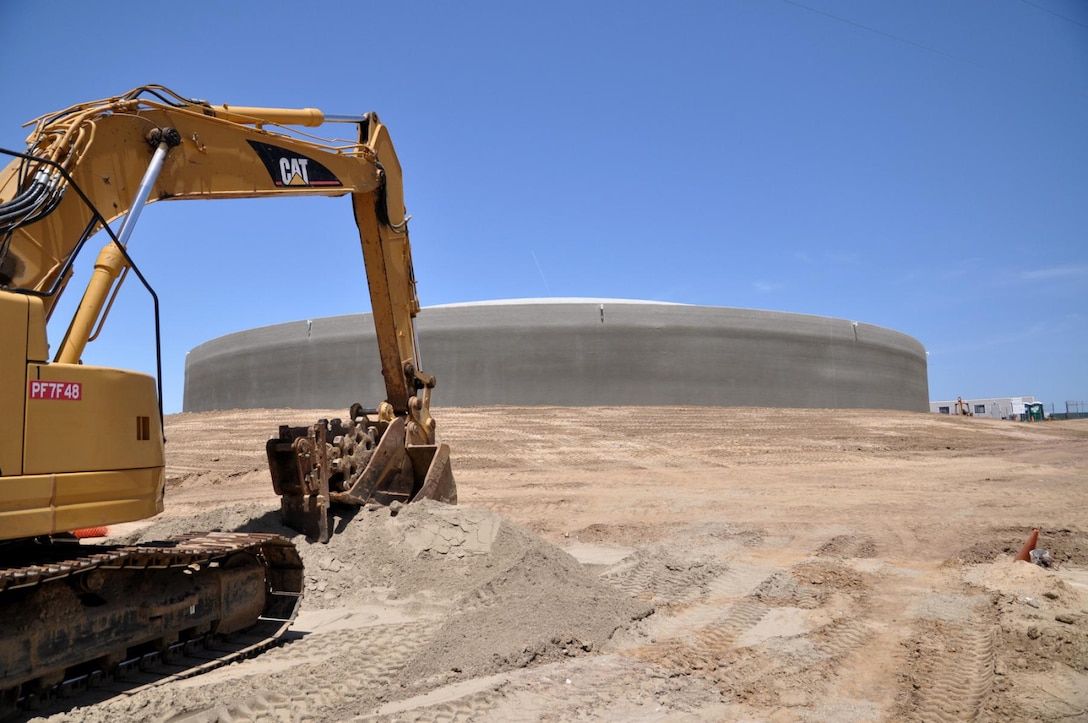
2,0,1085,414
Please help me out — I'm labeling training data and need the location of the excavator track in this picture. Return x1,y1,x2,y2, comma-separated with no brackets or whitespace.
0,532,303,717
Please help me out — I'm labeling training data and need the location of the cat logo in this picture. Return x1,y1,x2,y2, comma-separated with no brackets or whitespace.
279,157,311,186
247,140,343,188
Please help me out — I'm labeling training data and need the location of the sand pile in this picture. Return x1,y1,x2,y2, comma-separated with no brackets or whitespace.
965,558,1083,607
94,498,651,718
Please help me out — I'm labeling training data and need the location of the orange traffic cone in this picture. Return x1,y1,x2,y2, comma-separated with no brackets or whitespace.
73,527,109,539
1015,528,1039,562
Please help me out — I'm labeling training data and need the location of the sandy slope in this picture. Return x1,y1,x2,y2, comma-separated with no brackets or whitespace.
35,407,1088,722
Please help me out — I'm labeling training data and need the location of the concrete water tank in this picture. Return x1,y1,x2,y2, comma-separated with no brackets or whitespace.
182,299,929,412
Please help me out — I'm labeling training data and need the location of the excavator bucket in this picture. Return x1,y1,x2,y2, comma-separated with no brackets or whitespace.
267,408,456,543
409,442,457,504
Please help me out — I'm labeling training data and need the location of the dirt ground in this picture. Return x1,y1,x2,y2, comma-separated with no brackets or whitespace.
36,406,1088,722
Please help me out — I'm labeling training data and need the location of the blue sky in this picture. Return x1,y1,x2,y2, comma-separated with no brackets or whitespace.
2,0,1085,414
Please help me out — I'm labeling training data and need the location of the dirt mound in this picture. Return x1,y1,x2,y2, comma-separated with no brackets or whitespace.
966,558,1083,603
323,502,649,679
118,501,288,543
951,526,1088,567
92,498,651,719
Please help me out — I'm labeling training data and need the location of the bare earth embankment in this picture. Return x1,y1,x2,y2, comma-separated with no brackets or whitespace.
35,407,1088,722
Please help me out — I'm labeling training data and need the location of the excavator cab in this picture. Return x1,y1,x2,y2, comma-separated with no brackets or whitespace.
0,146,166,539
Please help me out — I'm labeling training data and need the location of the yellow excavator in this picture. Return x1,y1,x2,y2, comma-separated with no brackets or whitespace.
0,86,455,711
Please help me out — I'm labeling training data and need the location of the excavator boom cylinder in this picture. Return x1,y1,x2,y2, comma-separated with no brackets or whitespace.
209,105,331,127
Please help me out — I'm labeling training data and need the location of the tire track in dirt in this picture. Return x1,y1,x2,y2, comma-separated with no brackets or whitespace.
164,621,439,722
617,540,875,709
362,694,496,723
902,623,997,722
358,656,724,722
714,613,873,709
599,550,723,604
752,569,825,609
818,534,878,559
607,561,778,650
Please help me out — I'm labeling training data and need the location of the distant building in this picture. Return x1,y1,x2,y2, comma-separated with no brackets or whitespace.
184,300,931,412
930,396,1037,419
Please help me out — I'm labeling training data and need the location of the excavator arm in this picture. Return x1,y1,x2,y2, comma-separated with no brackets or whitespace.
0,86,454,544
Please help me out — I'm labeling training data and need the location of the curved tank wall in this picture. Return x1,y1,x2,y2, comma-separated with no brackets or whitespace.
183,299,929,412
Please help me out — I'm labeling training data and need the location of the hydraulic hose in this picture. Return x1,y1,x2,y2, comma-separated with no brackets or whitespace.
0,173,50,218
0,169,64,230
